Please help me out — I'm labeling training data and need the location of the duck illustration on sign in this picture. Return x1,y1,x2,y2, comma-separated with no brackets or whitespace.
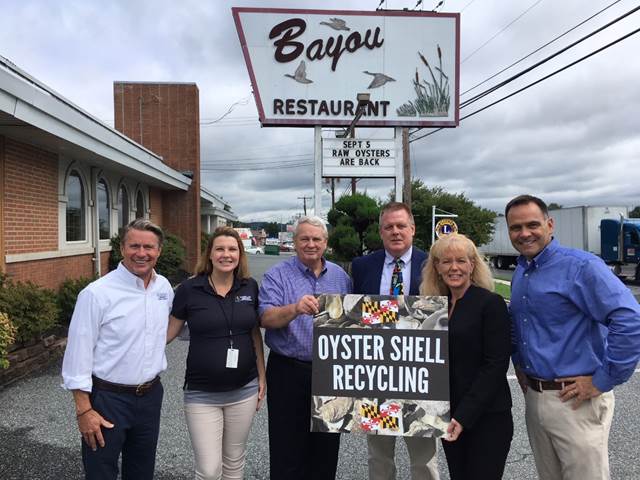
284,60,313,84
363,71,396,89
320,17,350,31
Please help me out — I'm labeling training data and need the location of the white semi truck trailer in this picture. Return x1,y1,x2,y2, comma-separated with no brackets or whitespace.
479,206,640,279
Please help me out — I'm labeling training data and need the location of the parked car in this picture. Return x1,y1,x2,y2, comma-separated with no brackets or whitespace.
279,243,295,252
245,245,265,255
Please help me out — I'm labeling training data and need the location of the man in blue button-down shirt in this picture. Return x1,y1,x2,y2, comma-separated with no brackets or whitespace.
506,194,640,480
259,215,351,480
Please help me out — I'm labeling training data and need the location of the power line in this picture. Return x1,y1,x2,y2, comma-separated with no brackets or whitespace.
461,0,624,96
460,3,640,109
410,25,640,143
461,26,640,121
201,162,313,171
202,152,312,164
462,0,546,64
461,0,478,13
410,4,640,141
200,95,252,125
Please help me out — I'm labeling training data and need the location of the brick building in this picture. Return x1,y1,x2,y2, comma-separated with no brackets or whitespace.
0,57,236,289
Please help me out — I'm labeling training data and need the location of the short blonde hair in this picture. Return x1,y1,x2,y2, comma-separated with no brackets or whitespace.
420,233,494,296
195,227,250,279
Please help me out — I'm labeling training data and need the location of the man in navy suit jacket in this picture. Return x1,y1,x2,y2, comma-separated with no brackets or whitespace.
351,202,439,480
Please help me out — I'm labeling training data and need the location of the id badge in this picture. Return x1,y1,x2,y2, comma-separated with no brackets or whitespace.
226,348,239,369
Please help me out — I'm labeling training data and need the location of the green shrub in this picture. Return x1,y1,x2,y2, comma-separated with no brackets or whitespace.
0,312,17,369
0,280,59,344
58,277,94,325
109,232,187,284
201,231,212,254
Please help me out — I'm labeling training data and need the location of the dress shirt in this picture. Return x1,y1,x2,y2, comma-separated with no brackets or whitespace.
379,247,413,295
510,239,640,392
62,262,174,392
259,255,352,361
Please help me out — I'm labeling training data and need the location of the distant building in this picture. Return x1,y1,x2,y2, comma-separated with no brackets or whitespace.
0,56,237,289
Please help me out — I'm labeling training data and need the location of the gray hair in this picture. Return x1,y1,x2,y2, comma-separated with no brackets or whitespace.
121,218,165,246
293,215,328,239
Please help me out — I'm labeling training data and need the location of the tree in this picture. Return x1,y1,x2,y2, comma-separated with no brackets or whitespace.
327,193,382,261
264,222,280,237
629,206,640,218
548,202,562,210
409,180,496,250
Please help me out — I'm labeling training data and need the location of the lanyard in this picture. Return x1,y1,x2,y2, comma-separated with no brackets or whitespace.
209,276,235,348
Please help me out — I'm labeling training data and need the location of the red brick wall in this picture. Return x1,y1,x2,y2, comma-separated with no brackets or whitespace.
3,138,58,255
114,83,201,271
5,254,94,290
148,187,163,225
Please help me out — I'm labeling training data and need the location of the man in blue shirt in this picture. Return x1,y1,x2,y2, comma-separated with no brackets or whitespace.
506,194,640,480
259,215,352,480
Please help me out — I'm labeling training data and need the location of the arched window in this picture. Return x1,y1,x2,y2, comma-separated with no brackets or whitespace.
97,179,110,240
135,190,145,219
66,171,85,241
118,185,129,231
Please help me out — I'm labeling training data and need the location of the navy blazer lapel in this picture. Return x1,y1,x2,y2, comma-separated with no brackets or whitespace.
369,250,385,295
409,249,427,295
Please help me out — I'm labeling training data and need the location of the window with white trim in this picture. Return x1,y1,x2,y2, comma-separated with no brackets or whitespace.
135,190,145,219
118,185,129,232
97,179,110,240
66,171,85,241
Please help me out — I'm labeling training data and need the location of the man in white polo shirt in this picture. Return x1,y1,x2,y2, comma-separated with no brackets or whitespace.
62,219,174,480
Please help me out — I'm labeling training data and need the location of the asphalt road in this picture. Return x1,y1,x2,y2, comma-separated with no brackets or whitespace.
0,253,638,479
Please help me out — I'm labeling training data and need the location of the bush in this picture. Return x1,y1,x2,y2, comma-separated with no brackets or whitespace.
0,312,17,369
58,277,94,325
201,231,212,254
109,232,187,284
0,280,59,344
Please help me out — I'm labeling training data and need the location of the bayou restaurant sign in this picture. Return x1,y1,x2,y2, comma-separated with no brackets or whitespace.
232,7,460,127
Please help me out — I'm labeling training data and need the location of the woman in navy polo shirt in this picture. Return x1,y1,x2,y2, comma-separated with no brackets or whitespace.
168,226,265,480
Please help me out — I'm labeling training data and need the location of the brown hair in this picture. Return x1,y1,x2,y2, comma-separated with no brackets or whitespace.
195,227,250,279
379,201,415,226
420,233,494,296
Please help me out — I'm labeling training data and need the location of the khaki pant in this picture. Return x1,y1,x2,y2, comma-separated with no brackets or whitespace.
184,393,258,480
524,388,614,480
367,435,439,480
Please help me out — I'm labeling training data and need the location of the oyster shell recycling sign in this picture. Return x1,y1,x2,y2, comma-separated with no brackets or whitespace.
311,294,451,438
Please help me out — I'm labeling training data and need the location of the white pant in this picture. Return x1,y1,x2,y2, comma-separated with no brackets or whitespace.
367,435,439,480
184,393,258,480
525,388,615,480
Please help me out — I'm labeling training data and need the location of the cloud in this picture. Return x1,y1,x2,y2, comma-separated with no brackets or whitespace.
3,0,639,222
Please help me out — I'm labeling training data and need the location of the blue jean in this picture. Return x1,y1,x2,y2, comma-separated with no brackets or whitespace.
81,382,163,480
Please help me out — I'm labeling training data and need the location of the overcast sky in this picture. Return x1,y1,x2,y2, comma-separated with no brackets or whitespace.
2,0,639,222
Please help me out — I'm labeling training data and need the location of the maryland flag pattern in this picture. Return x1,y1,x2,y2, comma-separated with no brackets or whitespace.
360,402,401,432
362,299,399,325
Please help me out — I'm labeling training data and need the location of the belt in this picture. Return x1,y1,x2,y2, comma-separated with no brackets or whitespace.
92,375,160,396
526,375,574,393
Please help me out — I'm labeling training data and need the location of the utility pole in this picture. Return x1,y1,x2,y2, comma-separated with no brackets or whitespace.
298,196,312,216
350,126,357,195
402,128,411,208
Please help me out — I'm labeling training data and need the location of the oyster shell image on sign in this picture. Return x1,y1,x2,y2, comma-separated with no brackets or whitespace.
311,294,451,438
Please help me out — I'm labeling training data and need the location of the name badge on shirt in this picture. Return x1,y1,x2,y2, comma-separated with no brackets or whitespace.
226,348,239,369
235,295,253,303
157,293,168,300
